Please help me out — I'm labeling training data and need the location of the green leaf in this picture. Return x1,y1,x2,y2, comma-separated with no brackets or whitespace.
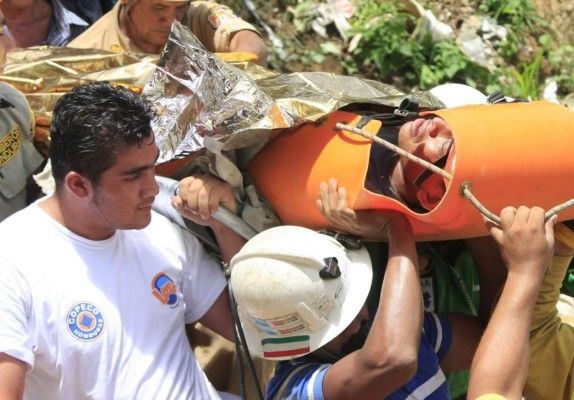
319,42,341,56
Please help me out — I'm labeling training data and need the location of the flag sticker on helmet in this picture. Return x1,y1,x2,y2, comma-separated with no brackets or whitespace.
262,336,311,358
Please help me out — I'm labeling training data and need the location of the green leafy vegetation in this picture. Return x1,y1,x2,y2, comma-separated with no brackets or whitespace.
478,0,548,60
346,1,496,92
234,0,573,101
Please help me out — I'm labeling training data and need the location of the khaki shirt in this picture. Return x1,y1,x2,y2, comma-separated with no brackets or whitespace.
525,255,574,400
68,1,259,54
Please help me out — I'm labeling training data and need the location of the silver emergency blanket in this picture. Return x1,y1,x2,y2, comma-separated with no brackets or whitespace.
143,21,445,164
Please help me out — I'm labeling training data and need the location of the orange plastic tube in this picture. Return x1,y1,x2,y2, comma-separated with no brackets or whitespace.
248,101,574,240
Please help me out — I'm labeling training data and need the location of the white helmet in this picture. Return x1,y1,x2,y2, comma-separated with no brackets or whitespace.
230,225,372,360
430,83,487,108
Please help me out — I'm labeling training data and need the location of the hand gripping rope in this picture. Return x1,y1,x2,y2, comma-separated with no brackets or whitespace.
335,122,574,225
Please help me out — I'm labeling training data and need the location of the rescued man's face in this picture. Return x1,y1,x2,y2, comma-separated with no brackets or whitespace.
397,117,454,189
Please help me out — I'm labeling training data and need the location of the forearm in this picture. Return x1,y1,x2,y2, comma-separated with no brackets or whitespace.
210,221,246,264
465,236,507,323
369,218,422,357
360,218,422,388
323,218,422,400
468,273,540,398
0,353,26,400
229,30,268,65
197,288,236,342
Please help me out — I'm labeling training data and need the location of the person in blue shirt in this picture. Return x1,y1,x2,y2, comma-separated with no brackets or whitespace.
230,180,483,400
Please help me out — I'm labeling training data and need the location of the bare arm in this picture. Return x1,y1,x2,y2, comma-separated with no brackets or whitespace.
172,174,245,342
0,353,26,400
439,313,482,372
464,236,507,323
467,206,555,399
229,30,268,66
171,174,246,264
319,179,422,400
197,287,235,342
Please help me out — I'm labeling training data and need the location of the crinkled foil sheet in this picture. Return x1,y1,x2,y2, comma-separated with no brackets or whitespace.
0,46,158,115
0,23,444,166
144,21,445,164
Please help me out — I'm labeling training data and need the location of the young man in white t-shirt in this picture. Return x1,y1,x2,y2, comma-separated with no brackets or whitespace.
0,81,245,399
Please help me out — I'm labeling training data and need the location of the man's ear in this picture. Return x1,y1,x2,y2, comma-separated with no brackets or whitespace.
64,172,92,199
416,176,446,211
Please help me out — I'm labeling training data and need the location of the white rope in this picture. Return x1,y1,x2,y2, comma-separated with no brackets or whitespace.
335,122,452,181
336,122,574,224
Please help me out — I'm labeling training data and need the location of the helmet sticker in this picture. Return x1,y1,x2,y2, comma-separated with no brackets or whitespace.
250,313,308,336
261,335,311,359
207,6,239,29
313,294,335,319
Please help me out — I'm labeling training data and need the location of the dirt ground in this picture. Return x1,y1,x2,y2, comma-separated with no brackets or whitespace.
428,0,573,45
231,0,574,87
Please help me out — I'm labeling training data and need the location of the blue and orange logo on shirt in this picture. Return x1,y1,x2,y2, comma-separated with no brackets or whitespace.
151,272,179,307
67,302,105,342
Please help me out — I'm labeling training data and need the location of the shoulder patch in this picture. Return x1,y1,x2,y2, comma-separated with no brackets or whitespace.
207,6,239,29
0,125,23,168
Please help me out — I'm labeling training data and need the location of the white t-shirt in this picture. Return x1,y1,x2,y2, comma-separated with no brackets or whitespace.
0,203,227,399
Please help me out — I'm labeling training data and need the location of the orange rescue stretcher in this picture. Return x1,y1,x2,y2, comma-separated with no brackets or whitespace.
248,101,574,240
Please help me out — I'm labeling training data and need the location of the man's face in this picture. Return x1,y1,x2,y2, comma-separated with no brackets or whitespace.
397,116,453,193
125,0,190,47
87,137,160,238
322,304,369,356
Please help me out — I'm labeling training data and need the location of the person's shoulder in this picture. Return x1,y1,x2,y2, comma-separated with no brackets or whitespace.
67,3,118,49
0,203,41,237
58,0,104,21
0,82,28,108
187,1,237,18
0,82,23,96
421,311,453,354
272,356,329,381
144,211,201,246
267,357,331,399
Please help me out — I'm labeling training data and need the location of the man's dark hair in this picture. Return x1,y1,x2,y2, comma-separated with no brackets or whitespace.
50,81,157,186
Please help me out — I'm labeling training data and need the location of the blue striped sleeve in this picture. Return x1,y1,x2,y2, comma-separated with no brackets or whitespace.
423,312,452,362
